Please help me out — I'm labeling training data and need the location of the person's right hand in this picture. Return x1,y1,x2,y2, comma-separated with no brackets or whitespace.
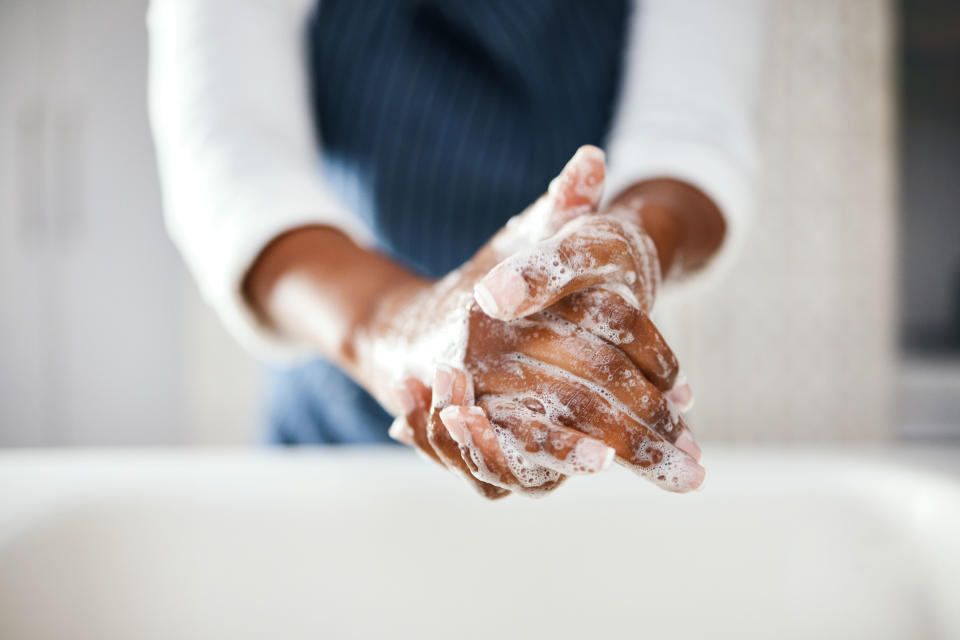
368,147,704,498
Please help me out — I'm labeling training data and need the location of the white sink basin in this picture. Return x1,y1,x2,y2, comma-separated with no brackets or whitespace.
1,446,958,640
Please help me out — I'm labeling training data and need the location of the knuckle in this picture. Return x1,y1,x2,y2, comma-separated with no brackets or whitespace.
646,397,677,434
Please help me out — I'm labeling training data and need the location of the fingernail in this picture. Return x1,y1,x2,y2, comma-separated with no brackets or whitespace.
548,146,606,207
474,269,528,318
388,417,414,445
574,144,605,165
574,438,616,472
432,365,454,407
550,146,605,192
668,380,695,413
439,406,467,445
394,383,416,414
674,431,702,462
682,457,706,491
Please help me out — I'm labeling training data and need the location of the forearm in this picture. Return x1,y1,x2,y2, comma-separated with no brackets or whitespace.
242,179,721,400
610,179,726,280
243,226,427,385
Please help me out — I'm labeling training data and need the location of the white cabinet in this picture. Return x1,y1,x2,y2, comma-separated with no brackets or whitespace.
0,0,191,444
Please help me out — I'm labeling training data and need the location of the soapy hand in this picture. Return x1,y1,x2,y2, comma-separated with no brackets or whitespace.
367,146,702,498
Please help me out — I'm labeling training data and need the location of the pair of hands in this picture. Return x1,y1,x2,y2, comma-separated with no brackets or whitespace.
366,146,703,499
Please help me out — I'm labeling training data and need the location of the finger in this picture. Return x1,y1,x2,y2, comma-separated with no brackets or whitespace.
432,366,574,496
389,377,442,464
432,362,474,407
471,357,704,492
549,288,680,392
465,307,699,458
667,371,695,414
387,416,415,446
427,365,511,500
674,417,702,463
477,394,615,475
545,144,606,223
478,311,686,446
440,404,566,497
489,145,606,254
475,215,659,321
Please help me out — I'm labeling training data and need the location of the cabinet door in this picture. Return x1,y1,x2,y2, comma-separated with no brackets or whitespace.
0,0,190,444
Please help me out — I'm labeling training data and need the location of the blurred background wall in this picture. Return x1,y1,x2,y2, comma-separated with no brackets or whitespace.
661,0,898,442
0,0,956,446
0,0,257,445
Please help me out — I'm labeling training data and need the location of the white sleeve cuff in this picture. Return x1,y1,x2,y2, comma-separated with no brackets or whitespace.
603,134,756,300
148,0,376,363
602,0,764,300
166,169,375,365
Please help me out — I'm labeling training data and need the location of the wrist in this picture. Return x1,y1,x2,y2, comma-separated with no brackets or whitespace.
349,273,433,371
610,179,726,280
244,225,424,371
609,201,681,277
344,265,430,372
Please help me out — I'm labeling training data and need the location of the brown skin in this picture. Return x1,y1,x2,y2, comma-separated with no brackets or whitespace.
244,146,724,497
615,178,726,277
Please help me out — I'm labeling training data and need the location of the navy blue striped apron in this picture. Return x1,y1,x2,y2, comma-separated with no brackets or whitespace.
267,0,629,444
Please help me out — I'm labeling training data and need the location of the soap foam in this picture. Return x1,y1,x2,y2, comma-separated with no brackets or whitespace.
358,272,474,400
617,438,703,492
482,395,614,477
500,352,692,490
492,146,605,257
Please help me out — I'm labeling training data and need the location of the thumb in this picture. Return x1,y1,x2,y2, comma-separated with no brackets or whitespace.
545,144,606,223
496,145,606,250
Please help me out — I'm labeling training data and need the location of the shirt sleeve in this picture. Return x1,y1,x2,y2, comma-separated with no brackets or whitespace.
147,0,373,361
603,0,766,294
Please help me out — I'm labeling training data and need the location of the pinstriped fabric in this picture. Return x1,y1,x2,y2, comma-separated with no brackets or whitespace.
269,0,629,444
308,0,628,276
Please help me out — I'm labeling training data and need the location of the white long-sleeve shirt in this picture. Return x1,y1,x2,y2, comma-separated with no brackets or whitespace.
147,0,765,361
